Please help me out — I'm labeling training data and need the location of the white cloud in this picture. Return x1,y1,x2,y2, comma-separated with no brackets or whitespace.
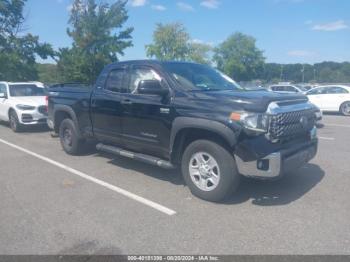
304,20,313,25
177,2,194,12
287,50,316,57
312,20,348,31
200,0,220,9
151,4,166,11
130,0,147,7
191,39,214,47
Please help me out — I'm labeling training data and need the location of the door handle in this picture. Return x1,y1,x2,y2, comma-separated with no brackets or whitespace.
121,99,133,105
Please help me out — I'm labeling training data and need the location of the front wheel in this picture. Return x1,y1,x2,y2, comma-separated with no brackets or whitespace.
181,140,240,202
340,101,350,116
9,111,22,132
59,118,85,155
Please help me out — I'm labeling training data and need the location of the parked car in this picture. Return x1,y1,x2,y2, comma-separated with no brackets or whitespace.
314,106,323,125
0,82,48,132
268,84,307,94
306,85,350,116
48,60,318,202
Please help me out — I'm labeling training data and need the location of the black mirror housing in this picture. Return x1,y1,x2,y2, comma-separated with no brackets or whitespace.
138,80,168,96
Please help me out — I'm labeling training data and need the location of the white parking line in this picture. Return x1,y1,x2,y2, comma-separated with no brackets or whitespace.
326,124,350,128
0,138,176,216
319,136,335,141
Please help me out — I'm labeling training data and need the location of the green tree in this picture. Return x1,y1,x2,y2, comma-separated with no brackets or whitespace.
188,42,212,65
57,0,133,84
0,0,55,81
213,32,265,81
146,23,212,64
37,63,60,84
146,23,190,61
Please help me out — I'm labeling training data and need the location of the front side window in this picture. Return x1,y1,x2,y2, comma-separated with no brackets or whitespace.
9,85,45,97
0,84,7,95
105,69,126,93
129,68,161,94
307,87,326,95
163,62,243,91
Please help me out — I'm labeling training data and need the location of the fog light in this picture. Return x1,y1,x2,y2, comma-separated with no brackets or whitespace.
257,159,269,171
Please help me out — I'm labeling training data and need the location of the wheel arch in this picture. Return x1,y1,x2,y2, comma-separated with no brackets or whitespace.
170,117,239,165
53,105,82,137
8,107,16,117
340,101,350,115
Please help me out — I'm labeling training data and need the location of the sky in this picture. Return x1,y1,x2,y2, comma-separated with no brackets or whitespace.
24,0,350,64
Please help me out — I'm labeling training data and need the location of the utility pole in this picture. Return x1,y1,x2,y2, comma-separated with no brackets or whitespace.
280,65,284,81
301,64,305,83
313,69,316,81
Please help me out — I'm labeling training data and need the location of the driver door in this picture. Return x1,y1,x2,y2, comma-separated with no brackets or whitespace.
121,66,174,159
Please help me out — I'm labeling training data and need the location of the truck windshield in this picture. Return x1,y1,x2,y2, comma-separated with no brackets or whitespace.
9,85,45,97
163,62,244,91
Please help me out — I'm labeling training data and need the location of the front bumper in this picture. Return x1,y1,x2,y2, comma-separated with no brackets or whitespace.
17,110,47,125
236,128,318,179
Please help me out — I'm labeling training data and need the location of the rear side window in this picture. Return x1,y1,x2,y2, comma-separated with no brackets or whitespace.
326,86,349,94
285,86,297,92
105,69,126,93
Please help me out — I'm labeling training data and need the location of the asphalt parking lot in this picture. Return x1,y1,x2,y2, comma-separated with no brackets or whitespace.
0,114,349,255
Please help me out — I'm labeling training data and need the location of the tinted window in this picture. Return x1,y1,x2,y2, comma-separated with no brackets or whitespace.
285,86,297,92
129,68,161,94
307,87,326,95
163,63,243,91
0,84,7,95
326,86,349,94
9,85,45,97
105,69,126,93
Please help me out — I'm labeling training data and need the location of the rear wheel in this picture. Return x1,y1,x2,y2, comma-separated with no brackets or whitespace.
340,101,350,116
59,118,85,155
9,110,22,132
181,139,240,202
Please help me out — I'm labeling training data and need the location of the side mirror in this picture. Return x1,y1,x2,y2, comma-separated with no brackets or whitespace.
138,80,168,96
0,93,7,99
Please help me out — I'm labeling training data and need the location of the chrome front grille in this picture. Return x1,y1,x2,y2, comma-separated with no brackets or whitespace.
266,100,316,141
268,110,316,139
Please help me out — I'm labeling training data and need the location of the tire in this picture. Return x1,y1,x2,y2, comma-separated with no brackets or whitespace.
59,118,85,155
340,101,350,116
181,139,240,202
9,110,22,132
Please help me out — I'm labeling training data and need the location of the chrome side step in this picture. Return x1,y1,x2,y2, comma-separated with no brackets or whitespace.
96,143,175,169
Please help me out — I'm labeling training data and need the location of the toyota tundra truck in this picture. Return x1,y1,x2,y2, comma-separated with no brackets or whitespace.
47,60,318,202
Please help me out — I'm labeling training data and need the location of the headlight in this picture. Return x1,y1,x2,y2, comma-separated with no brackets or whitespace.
230,112,268,132
16,104,36,110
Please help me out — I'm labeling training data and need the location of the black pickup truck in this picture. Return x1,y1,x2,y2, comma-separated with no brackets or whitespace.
48,60,318,202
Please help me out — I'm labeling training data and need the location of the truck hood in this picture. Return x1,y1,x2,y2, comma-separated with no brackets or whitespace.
10,96,46,106
190,89,308,112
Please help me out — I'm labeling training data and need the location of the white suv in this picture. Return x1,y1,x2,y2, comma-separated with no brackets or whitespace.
0,82,48,132
268,84,307,94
